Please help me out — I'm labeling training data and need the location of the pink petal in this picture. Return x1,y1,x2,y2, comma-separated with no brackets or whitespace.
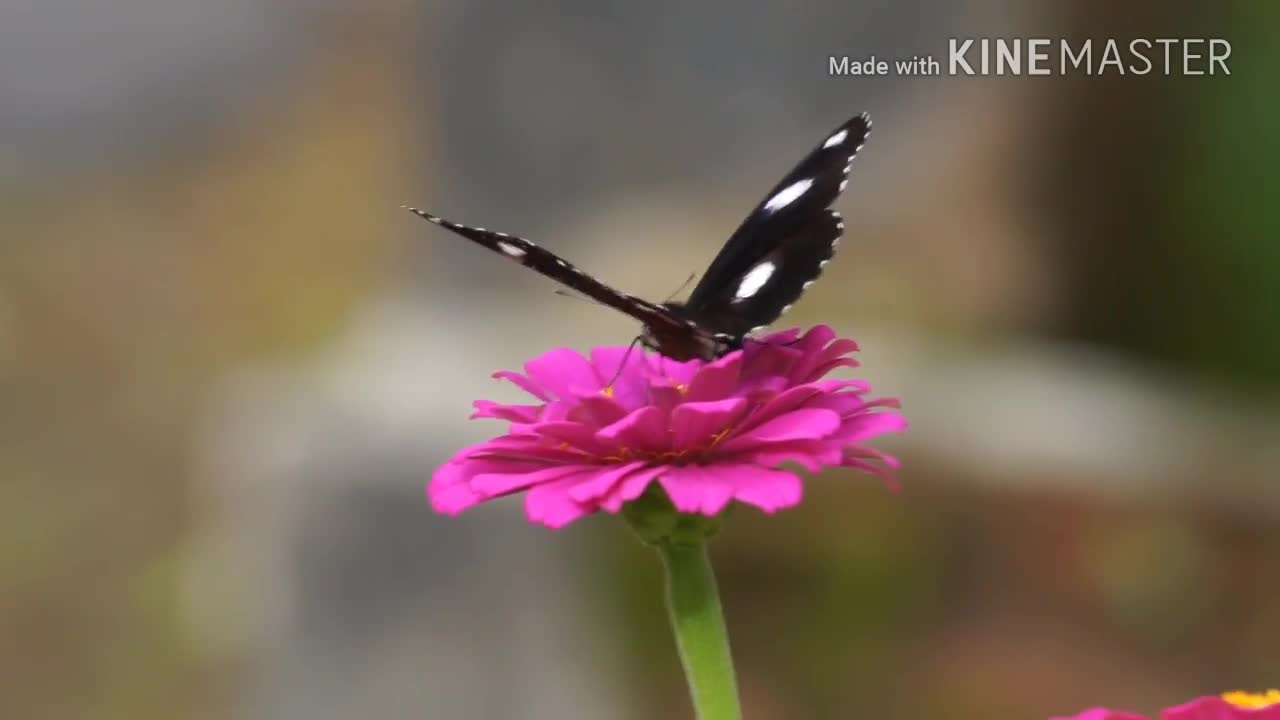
535,420,618,456
471,400,542,423
723,464,804,513
657,466,736,515
466,442,586,465
1050,710,1147,720
492,370,550,401
525,475,596,528
741,342,802,381
589,346,651,408
1165,696,1280,720
599,465,669,513
727,444,832,473
429,457,535,514
588,345,634,384
566,394,628,427
596,406,669,452
739,381,845,430
746,384,825,422
785,326,840,380
803,357,861,381
832,412,910,444
646,354,702,387
567,461,648,502
670,398,749,451
684,353,743,402
719,408,841,453
647,384,688,414
471,464,592,497
524,348,599,399
843,452,902,491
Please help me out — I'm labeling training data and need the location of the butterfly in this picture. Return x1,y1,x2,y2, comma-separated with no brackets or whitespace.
408,112,870,362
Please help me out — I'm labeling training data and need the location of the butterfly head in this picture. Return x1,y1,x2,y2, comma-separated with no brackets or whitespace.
639,302,738,362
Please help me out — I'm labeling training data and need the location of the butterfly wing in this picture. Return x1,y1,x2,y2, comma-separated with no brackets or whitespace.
406,207,690,336
683,209,844,338
683,113,870,336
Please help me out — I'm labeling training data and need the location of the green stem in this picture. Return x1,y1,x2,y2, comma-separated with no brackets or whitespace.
658,540,743,720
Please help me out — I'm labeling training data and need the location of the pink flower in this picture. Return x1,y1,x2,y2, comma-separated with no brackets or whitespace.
430,325,907,528
1054,691,1280,720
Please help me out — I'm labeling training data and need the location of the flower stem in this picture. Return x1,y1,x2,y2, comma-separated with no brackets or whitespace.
657,540,742,720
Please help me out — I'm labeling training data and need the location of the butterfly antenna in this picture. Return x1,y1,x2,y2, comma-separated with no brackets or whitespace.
553,288,605,307
665,272,698,302
606,336,644,389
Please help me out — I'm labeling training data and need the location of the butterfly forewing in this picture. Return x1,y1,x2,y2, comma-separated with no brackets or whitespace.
405,207,688,335
682,113,870,334
683,209,844,338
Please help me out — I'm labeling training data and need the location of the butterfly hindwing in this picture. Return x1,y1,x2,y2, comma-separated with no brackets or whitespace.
683,113,870,334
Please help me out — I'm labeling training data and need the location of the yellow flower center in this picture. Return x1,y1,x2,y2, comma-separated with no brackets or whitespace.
1222,690,1280,709
600,386,615,398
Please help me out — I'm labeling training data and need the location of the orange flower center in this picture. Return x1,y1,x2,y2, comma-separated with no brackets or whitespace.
1222,690,1280,709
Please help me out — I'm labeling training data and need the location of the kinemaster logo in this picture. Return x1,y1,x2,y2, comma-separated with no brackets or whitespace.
829,38,1232,77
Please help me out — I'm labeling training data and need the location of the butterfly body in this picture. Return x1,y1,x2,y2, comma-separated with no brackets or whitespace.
637,302,733,362
409,113,870,361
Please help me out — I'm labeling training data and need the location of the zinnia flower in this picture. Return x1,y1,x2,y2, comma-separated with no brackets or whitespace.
1054,690,1280,720
430,325,907,528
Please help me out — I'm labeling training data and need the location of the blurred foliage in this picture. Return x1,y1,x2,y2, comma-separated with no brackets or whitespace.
1054,2,1280,392
599,474,1280,720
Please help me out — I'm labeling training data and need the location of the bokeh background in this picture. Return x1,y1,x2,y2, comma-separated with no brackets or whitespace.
3,1,1277,718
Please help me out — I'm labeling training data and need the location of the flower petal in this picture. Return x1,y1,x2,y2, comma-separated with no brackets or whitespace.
1164,695,1280,720
719,408,841,453
832,412,910,444
471,464,592,497
658,466,736,515
725,464,804,513
525,474,597,528
471,400,542,423
429,457,535,514
566,394,628,427
599,465,669,513
567,461,648,502
647,354,703,387
535,420,618,456
684,353,743,402
492,370,550,401
727,444,833,473
524,348,599,399
670,398,749,451
1050,710,1147,720
596,406,669,453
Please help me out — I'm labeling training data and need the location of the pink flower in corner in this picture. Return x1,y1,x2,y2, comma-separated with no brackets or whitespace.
430,325,907,528
1053,691,1280,720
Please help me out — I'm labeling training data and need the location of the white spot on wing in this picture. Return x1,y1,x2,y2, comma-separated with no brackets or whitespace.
762,178,813,214
822,129,848,149
734,261,776,301
838,178,849,192
496,241,526,258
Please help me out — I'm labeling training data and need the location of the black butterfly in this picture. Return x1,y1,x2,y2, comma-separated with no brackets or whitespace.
408,113,870,361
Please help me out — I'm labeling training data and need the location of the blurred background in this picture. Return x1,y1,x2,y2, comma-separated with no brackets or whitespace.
3,1,1277,718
